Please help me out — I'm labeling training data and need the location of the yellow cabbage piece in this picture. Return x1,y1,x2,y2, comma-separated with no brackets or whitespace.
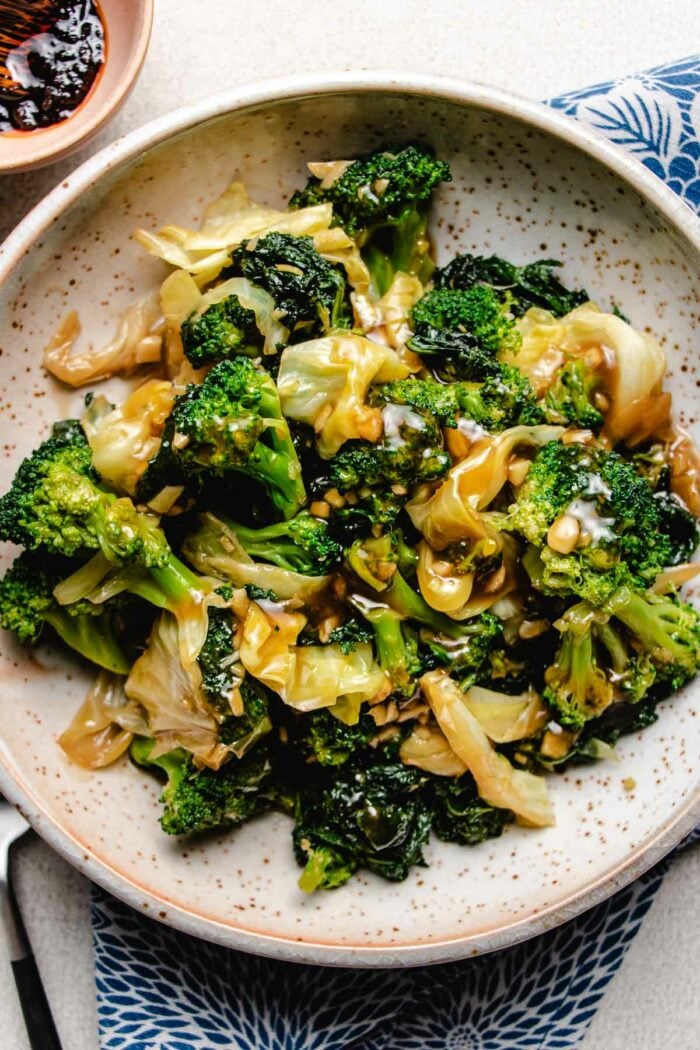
421,669,554,826
81,380,176,497
125,613,231,770
399,724,468,776
277,332,412,457
238,597,386,714
44,290,164,387
59,671,147,770
181,513,331,601
408,425,562,548
416,532,520,619
285,643,387,714
313,227,377,331
464,685,548,743
515,303,667,442
374,272,425,351
135,181,332,285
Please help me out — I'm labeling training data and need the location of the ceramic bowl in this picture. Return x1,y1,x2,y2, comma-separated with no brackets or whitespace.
0,73,698,967
0,0,153,173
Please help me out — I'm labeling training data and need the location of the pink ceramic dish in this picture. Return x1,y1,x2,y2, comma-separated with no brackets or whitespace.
0,0,153,173
0,73,698,967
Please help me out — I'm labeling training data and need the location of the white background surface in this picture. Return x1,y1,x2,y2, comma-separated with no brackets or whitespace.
0,1,699,1047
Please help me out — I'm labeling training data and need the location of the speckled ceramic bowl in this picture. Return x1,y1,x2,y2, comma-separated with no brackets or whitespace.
0,0,153,173
0,73,698,967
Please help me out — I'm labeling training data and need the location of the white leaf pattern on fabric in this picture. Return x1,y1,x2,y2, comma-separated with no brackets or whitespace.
577,81,683,169
92,55,700,1050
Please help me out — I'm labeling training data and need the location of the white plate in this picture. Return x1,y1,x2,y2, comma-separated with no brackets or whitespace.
0,73,698,967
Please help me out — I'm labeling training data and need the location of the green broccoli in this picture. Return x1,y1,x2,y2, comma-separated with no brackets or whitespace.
130,737,276,836
0,431,169,567
434,253,588,317
420,612,505,688
543,359,603,430
543,604,624,731
225,512,343,574
141,358,305,519
0,551,130,674
351,598,422,696
411,285,522,356
229,232,350,332
290,145,451,295
295,708,377,766
606,586,700,694
509,441,687,602
329,403,450,496
181,295,262,368
376,371,542,433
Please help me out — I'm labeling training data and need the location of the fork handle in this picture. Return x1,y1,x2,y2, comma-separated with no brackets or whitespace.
1,880,63,1050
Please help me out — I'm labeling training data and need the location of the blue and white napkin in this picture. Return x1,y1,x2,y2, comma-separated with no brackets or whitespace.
92,56,700,1050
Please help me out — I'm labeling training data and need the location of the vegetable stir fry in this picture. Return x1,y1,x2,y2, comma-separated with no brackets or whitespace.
2,146,699,892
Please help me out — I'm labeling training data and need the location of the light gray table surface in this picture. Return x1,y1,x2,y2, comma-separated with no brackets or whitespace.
1,2,699,1047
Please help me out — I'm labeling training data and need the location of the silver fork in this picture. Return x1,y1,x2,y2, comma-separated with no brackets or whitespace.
0,800,63,1050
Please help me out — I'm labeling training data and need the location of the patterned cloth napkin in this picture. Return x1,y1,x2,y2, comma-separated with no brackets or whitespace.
92,56,700,1050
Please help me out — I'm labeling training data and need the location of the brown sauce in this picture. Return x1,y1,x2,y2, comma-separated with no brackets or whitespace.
0,0,104,133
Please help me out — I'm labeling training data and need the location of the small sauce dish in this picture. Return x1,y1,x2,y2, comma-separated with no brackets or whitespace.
0,0,152,173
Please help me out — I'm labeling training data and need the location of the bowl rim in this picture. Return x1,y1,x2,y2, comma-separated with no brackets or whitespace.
0,70,698,967
0,0,154,173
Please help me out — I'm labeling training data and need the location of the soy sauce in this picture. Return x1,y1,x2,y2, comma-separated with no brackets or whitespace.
0,1,105,133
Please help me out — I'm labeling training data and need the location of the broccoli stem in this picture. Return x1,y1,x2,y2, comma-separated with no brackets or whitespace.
298,846,354,893
610,589,695,665
226,519,300,570
131,553,207,612
44,608,130,675
357,603,416,693
384,571,464,639
246,441,305,521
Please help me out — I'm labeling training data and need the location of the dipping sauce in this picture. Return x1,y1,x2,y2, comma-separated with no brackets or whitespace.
0,1,105,133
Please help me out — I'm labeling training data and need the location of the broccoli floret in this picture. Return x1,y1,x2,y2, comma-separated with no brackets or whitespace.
144,358,305,519
298,708,377,766
181,295,262,368
509,442,685,601
329,403,450,497
291,146,451,295
543,604,623,730
431,773,511,845
543,359,604,431
226,512,342,574
421,612,505,687
606,586,700,694
229,232,349,332
130,738,276,836
411,285,522,356
0,551,130,674
543,588,700,732
293,758,432,891
434,253,588,317
375,371,542,433
0,431,169,567
290,145,450,237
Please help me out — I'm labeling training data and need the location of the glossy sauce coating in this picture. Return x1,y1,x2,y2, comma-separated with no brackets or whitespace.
0,0,104,133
